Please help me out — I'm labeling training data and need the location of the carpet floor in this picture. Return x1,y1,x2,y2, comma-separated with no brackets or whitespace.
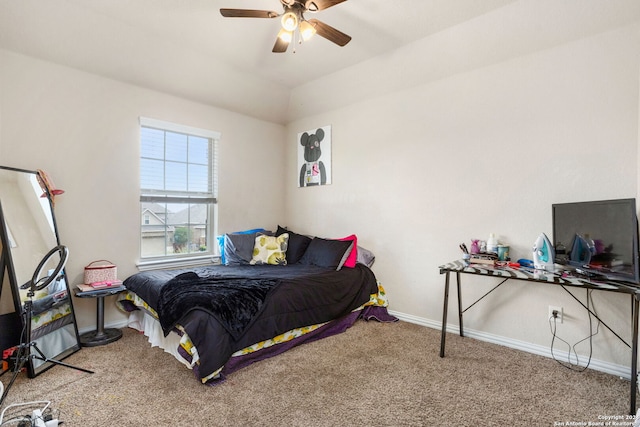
0,320,637,426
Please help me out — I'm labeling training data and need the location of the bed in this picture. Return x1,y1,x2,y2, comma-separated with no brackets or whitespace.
117,227,396,384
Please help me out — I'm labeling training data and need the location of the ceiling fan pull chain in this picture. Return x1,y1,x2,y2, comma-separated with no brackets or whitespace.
293,29,299,53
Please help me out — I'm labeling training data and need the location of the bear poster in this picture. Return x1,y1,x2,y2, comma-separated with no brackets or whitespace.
298,125,332,187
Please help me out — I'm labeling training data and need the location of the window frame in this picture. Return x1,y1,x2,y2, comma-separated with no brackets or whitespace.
137,117,220,270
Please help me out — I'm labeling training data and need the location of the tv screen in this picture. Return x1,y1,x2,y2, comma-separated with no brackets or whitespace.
552,198,640,284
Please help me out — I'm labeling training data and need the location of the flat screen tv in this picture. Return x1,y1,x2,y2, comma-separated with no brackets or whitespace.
552,198,640,284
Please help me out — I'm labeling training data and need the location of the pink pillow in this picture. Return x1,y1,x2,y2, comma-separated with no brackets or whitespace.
338,235,358,268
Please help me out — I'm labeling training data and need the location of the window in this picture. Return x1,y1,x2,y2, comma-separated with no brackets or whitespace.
139,117,219,262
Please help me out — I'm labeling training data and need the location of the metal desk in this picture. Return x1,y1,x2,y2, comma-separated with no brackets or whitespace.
438,260,640,415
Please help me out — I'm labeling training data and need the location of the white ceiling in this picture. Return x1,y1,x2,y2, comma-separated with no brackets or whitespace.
1,0,639,124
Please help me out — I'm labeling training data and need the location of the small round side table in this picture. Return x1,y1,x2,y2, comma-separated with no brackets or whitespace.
74,286,126,347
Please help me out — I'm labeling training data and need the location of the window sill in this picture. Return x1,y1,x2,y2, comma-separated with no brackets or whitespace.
137,255,221,271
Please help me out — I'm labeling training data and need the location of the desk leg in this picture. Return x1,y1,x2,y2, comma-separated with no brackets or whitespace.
440,271,450,358
457,272,464,337
79,296,123,347
631,295,639,415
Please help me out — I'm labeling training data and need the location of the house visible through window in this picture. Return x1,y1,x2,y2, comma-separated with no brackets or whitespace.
139,117,219,260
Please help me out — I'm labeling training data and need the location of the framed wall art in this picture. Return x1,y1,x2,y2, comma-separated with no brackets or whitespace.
297,125,332,187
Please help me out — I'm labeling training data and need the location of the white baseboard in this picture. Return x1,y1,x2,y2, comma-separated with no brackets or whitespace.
78,318,129,336
388,310,633,380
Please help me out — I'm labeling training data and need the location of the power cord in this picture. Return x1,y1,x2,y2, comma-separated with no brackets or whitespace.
548,289,600,372
0,322,62,426
0,402,61,426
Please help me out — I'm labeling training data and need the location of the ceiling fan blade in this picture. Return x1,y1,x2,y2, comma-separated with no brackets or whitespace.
307,19,351,46
220,9,279,18
272,36,290,53
305,0,347,12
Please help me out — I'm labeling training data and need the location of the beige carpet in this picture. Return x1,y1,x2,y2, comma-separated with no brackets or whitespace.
0,320,636,426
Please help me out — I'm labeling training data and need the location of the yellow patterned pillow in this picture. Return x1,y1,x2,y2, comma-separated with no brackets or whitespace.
250,233,289,265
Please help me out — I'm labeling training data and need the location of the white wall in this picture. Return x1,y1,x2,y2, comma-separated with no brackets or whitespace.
1,15,639,374
0,49,286,329
285,22,640,369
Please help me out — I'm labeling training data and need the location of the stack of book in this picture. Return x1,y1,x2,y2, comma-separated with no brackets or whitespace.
76,280,124,293
469,253,498,266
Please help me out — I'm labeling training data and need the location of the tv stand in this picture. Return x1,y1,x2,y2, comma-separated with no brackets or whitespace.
439,260,640,415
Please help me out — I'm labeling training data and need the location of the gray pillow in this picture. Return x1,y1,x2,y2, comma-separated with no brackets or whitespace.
224,232,272,265
356,245,375,268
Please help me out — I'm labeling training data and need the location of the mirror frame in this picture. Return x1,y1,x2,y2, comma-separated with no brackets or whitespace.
0,166,82,378
0,234,22,354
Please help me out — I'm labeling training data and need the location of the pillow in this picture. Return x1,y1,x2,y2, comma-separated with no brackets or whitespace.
298,237,354,270
338,235,358,268
217,228,266,264
356,245,376,268
250,233,289,265
216,235,227,264
276,225,312,264
224,232,263,265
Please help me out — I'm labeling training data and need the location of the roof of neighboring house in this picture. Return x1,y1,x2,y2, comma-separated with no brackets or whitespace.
169,204,207,225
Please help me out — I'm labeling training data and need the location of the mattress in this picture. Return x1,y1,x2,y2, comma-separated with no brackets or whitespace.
118,263,395,383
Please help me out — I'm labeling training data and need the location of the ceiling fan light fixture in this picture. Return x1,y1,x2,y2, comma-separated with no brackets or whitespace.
219,1,352,53
277,28,294,43
281,12,298,31
299,20,316,41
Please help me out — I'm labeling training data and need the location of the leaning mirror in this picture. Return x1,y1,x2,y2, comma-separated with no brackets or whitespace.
0,166,81,377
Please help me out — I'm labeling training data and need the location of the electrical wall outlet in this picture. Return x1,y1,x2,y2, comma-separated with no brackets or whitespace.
548,305,563,323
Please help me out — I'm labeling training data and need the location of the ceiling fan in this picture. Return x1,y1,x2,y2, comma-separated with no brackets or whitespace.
220,0,351,53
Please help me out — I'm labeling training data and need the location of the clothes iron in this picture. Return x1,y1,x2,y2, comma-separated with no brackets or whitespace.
533,233,555,271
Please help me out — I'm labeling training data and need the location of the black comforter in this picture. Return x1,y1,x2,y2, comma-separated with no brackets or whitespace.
157,272,280,340
123,263,379,381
